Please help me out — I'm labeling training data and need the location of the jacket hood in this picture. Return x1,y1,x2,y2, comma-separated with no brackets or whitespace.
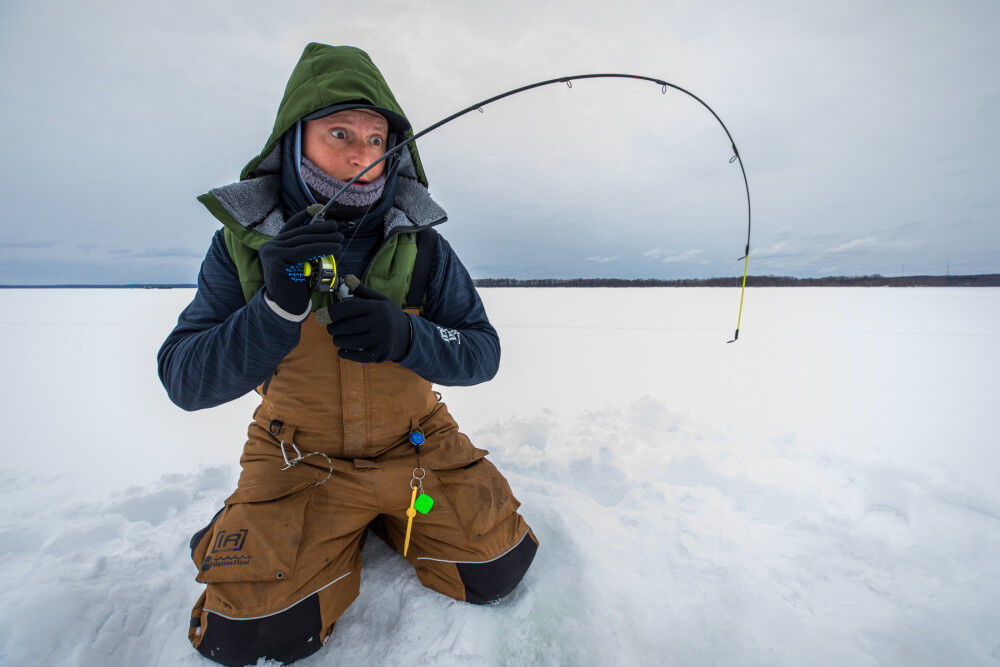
241,42,427,186
198,43,446,250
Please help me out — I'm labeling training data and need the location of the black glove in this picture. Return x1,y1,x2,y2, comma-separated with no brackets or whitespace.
257,209,345,315
326,283,412,363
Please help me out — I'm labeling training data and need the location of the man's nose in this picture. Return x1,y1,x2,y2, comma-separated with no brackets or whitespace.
350,145,378,166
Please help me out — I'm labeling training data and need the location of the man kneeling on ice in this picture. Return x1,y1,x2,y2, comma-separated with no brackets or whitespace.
157,42,538,666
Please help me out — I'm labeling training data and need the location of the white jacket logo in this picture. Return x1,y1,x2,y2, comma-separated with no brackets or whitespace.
437,326,461,344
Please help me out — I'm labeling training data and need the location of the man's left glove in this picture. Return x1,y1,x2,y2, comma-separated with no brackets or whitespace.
326,283,412,363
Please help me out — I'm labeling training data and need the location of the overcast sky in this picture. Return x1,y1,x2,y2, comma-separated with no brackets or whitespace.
1,0,997,283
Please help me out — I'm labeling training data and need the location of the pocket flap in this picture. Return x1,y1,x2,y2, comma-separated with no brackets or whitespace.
224,475,315,505
197,477,312,584
420,431,489,471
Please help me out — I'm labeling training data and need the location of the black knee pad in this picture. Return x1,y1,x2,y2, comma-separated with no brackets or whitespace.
458,531,538,605
195,594,324,666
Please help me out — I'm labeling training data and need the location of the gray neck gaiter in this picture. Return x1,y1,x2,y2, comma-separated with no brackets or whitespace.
300,156,387,207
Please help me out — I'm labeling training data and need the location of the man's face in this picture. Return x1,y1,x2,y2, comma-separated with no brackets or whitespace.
302,109,390,183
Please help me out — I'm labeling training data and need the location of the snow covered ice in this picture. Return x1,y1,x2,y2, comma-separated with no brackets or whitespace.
0,287,998,666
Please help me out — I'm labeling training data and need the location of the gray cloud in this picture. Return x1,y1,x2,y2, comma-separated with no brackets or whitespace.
822,237,878,255
750,241,791,259
0,241,57,249
644,248,707,264
105,246,204,259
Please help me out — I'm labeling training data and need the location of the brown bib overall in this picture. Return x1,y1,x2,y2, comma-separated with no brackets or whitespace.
187,311,538,663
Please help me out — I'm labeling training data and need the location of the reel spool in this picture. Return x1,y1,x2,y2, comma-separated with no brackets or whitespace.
301,203,342,295
304,254,338,293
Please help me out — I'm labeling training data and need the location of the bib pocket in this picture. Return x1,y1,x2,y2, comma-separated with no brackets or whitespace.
192,477,313,584
430,458,521,541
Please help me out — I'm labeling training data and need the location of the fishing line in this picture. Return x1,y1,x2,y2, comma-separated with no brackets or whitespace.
311,73,752,342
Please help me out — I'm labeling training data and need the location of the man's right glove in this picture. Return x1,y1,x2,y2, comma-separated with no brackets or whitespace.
325,282,413,363
257,209,345,315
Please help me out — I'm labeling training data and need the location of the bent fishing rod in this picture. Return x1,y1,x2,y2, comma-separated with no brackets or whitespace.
305,73,752,342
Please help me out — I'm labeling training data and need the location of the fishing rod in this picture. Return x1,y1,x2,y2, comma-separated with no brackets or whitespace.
304,73,752,342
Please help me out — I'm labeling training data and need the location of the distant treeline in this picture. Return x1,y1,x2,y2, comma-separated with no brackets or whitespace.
474,274,1000,288
2,275,999,289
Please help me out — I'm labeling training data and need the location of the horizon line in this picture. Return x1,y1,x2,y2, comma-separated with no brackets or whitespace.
1,273,999,289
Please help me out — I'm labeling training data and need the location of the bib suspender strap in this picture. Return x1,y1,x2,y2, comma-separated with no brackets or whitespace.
404,228,439,312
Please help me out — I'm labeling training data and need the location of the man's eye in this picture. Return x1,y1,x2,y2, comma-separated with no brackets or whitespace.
330,130,347,140
370,137,384,147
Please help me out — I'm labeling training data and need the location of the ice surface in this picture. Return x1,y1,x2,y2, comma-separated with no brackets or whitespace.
0,287,997,666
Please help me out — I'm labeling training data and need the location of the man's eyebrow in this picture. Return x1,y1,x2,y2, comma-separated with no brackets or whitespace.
325,125,387,138
320,119,388,133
